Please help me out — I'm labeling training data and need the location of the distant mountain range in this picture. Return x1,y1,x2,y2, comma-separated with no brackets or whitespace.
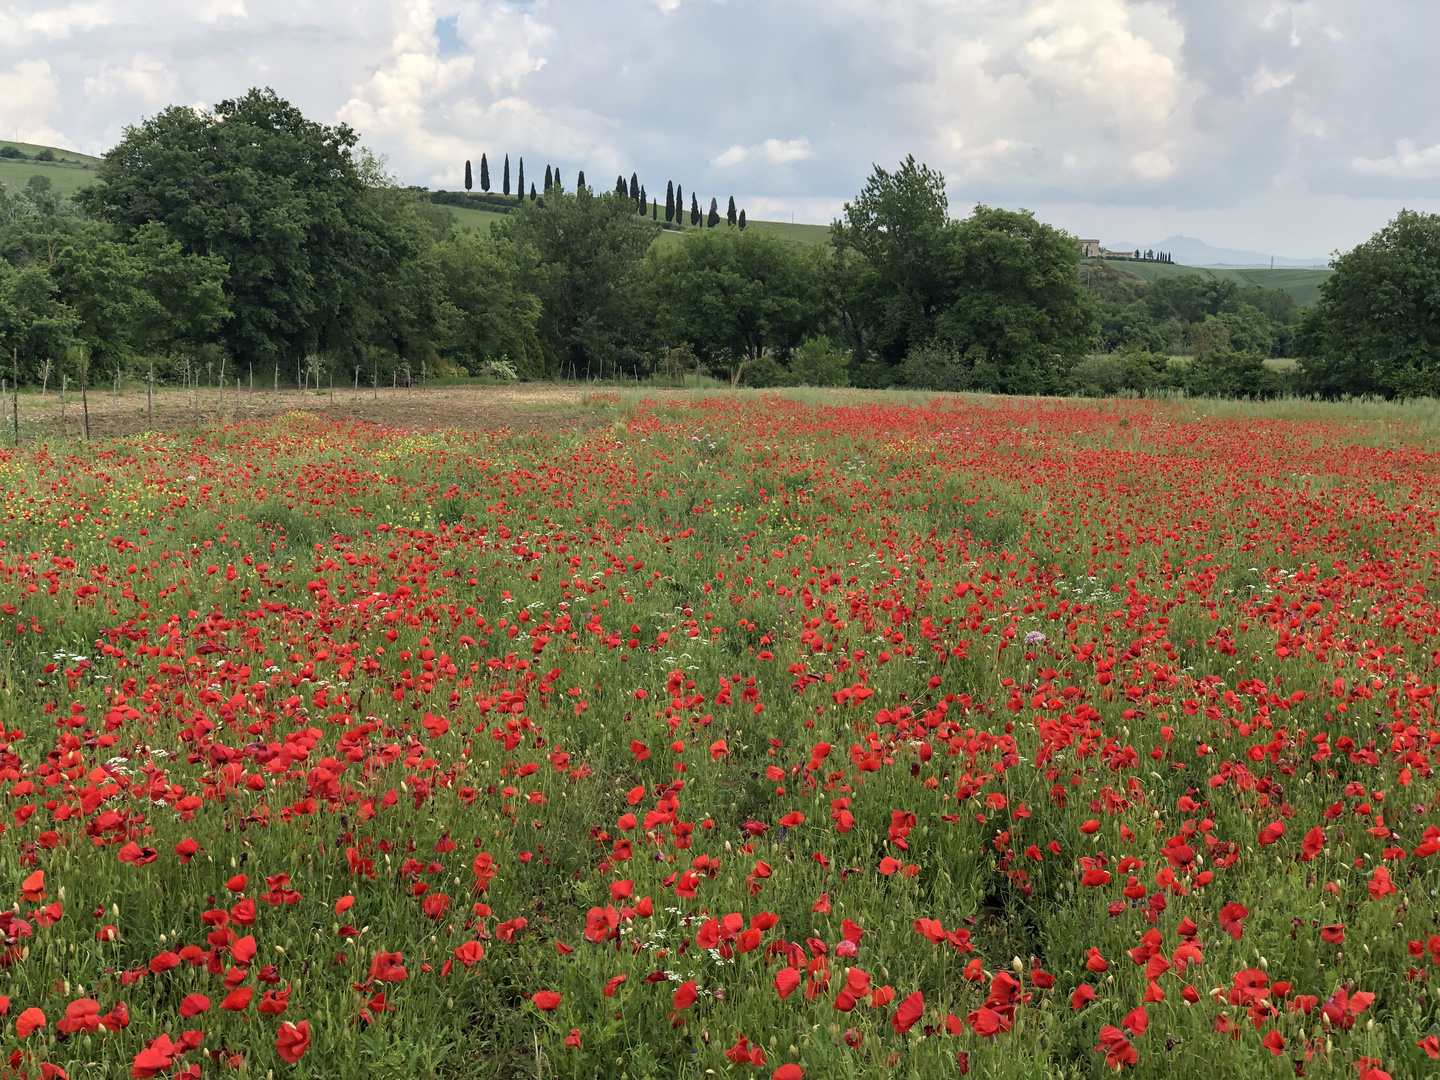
1109,235,1330,270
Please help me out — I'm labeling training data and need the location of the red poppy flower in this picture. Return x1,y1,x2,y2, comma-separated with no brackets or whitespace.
774,968,801,1000
19,871,45,902
16,1007,46,1038
258,985,291,1016
892,990,923,1034
532,991,562,1011
149,952,181,975
673,980,698,1010
275,1020,311,1063
1121,1006,1148,1036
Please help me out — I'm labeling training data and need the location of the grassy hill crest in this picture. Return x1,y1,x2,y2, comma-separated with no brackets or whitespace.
0,139,103,200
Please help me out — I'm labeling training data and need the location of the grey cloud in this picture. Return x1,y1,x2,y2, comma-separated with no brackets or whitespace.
0,0,1436,252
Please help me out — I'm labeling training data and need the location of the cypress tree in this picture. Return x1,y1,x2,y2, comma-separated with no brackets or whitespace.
503,154,510,195
530,182,536,201
738,209,747,230
665,180,675,223
727,195,736,226
675,184,683,226
630,173,639,202
577,170,585,191
616,175,626,196
652,199,657,220
517,158,525,201
480,153,490,191
464,159,472,191
707,197,719,228
691,193,700,226
554,168,561,192
639,184,646,214
544,164,552,191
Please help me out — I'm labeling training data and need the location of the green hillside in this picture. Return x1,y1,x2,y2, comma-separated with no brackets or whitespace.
445,204,511,234
650,218,831,246
1085,257,1332,306
444,197,833,247
0,141,102,199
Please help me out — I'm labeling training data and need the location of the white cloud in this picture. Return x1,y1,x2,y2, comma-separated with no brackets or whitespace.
0,0,1433,252
711,137,814,168
84,56,180,104
1352,139,1440,180
0,59,70,146
915,0,1193,185
1248,65,1295,95
1129,149,1173,181
8,2,114,37
194,0,246,20
337,0,618,190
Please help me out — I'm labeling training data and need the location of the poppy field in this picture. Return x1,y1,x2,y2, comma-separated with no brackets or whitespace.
1,391,1438,1080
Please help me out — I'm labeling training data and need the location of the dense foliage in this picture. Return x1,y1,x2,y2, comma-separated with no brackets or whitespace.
0,92,1098,395
1296,210,1440,400
2,89,1436,400
1,395,1440,1080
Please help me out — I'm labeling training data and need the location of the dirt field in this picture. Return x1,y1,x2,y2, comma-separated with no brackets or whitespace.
0,383,604,442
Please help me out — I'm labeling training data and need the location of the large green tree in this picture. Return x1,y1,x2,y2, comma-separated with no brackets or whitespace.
0,262,76,383
501,187,656,378
830,155,952,372
431,230,543,375
80,87,396,369
927,205,1098,394
1296,209,1440,398
644,226,818,385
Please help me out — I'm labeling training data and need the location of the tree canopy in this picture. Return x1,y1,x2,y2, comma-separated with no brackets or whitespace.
1297,209,1440,398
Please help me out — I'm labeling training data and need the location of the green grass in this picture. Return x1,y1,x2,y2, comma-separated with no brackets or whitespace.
445,201,834,247
445,204,511,234
1085,257,1332,305
650,218,832,246
0,140,102,200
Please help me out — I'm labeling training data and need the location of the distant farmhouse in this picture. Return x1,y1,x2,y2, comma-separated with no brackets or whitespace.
1078,239,1172,263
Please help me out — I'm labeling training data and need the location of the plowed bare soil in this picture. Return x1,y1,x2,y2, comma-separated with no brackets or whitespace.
3,383,602,441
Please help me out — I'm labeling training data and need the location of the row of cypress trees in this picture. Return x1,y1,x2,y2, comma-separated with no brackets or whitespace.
461,154,744,227
462,153,577,202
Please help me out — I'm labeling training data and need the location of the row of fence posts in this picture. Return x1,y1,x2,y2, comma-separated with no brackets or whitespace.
0,355,436,447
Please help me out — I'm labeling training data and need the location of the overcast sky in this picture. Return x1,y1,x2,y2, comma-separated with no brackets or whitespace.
2,0,1437,257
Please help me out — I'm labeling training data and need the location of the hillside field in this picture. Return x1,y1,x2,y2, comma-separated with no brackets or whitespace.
1085,257,1333,306
0,140,102,199
445,200,833,247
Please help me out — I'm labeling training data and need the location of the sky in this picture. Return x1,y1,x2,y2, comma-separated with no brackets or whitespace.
1,0,1438,259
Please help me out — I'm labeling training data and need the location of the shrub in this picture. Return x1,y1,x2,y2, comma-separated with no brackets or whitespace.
1068,351,1176,397
899,340,971,392
741,354,795,388
1181,350,1291,399
788,335,850,387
